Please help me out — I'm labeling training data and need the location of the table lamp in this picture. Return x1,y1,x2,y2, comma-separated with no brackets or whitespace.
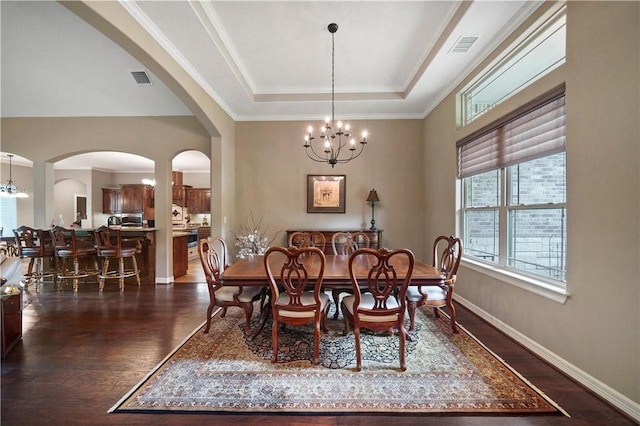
366,189,380,231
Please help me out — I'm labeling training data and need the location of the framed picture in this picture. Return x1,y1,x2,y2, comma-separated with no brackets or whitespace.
307,175,346,213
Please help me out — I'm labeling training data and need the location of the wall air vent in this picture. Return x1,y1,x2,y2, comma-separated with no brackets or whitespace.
131,70,153,86
449,36,479,54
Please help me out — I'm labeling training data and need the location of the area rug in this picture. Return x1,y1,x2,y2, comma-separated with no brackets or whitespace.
110,303,567,415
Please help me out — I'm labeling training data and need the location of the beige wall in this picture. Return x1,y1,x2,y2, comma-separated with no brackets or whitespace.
235,119,426,259
423,1,639,409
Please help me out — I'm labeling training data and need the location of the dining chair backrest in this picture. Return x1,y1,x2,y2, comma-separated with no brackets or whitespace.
264,245,326,310
331,231,370,255
198,236,227,284
433,235,462,281
348,247,415,316
288,231,326,253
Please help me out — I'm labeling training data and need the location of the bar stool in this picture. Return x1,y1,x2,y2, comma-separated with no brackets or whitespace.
50,226,98,293
94,226,141,292
13,226,57,292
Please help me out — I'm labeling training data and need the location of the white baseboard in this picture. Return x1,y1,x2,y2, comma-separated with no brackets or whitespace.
455,295,640,423
155,276,174,284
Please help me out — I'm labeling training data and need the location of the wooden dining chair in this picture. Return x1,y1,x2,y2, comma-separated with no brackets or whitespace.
406,235,462,333
288,231,326,253
263,245,329,364
342,247,415,371
330,231,370,319
198,236,265,334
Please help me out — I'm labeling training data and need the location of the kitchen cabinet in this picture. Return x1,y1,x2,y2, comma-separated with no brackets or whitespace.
102,188,122,214
172,185,186,206
172,171,188,206
186,188,211,214
173,234,188,278
121,184,154,219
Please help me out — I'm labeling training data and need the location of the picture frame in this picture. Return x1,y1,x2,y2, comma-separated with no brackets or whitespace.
307,175,346,213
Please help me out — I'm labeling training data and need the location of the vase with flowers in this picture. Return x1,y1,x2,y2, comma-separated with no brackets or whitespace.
234,213,280,259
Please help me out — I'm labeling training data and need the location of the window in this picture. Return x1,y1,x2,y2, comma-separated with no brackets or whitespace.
459,4,566,126
458,85,566,287
0,197,18,238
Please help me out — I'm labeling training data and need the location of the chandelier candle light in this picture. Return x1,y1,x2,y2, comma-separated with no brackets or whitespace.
304,23,369,168
0,154,28,198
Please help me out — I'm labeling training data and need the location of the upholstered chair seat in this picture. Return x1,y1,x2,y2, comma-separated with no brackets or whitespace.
275,291,330,319
342,293,400,323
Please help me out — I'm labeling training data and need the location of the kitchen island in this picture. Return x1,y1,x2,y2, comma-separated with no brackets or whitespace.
107,227,157,284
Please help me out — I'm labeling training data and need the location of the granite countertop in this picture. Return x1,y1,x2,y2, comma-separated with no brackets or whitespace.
107,226,158,231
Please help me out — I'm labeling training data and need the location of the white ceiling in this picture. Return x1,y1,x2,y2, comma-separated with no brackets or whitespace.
0,0,543,171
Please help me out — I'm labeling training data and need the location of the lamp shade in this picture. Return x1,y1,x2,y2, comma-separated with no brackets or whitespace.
366,189,380,203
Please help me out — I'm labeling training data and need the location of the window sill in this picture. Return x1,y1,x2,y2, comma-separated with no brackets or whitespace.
461,257,570,304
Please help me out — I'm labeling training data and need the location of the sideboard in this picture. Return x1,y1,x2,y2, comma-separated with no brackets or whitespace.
285,229,383,256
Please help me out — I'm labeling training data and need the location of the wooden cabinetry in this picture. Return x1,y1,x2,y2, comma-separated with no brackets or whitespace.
102,188,121,214
285,229,383,256
186,188,211,214
171,171,187,206
173,234,188,279
172,185,186,206
121,184,154,219
1,290,22,358
197,226,211,241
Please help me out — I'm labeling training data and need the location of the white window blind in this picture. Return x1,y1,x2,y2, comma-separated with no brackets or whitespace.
0,197,18,237
457,84,566,178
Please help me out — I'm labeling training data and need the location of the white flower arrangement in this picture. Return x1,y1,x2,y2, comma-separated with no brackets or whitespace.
234,213,280,259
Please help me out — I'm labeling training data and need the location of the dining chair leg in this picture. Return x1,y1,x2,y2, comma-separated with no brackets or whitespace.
331,289,341,319
354,327,362,372
407,302,417,331
271,318,279,363
203,301,215,334
445,302,459,333
241,302,254,334
399,326,407,372
341,302,351,336
313,321,321,365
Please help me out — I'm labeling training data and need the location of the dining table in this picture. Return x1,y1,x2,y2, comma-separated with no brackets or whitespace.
221,253,444,287
221,253,445,337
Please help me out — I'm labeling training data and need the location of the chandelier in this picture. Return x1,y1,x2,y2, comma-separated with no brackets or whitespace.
0,154,28,198
304,23,369,168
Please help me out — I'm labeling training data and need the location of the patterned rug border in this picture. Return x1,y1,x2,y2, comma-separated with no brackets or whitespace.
109,306,569,417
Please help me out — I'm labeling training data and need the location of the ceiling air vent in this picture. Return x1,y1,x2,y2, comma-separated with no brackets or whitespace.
449,36,479,54
131,70,153,86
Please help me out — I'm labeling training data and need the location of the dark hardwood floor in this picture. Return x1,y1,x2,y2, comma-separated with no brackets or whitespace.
1,268,635,425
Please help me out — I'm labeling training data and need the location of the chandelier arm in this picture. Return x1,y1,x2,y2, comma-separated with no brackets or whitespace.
335,145,364,164
305,141,330,162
